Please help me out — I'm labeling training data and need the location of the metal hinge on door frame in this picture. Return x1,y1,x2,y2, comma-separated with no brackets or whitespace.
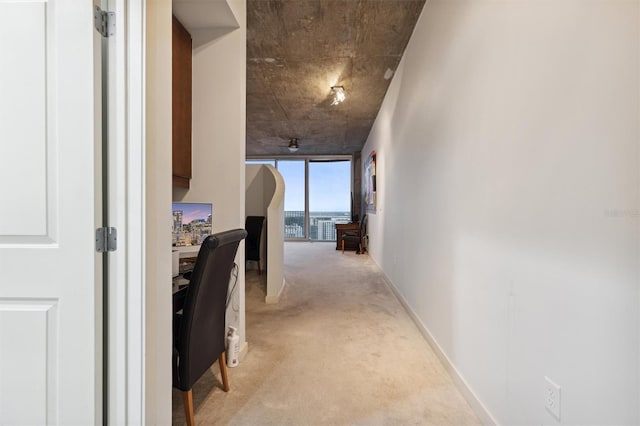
94,6,116,38
96,227,117,252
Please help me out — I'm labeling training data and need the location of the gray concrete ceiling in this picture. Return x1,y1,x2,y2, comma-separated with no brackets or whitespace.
247,0,426,156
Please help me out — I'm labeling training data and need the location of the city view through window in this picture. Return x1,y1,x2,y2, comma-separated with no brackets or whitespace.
278,161,351,241
308,161,351,240
251,159,351,240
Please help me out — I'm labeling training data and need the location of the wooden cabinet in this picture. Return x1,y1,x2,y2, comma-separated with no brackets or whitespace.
172,15,192,188
335,223,360,251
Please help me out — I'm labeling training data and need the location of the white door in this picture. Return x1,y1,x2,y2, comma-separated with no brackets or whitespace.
0,1,100,424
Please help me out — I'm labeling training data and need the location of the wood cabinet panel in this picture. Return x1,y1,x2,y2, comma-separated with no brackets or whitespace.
172,15,192,188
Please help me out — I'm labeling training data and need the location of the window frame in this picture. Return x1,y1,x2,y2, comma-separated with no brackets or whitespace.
246,155,353,241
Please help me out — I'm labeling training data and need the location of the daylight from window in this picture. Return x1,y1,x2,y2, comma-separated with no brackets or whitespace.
309,161,350,240
278,160,306,239
247,159,351,240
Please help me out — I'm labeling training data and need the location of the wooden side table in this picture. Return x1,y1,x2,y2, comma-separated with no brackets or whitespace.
335,223,360,251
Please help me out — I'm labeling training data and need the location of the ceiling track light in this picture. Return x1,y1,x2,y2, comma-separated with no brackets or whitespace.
288,138,299,153
331,86,346,105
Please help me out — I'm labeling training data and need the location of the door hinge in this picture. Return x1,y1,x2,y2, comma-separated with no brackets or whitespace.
96,227,117,253
94,6,115,38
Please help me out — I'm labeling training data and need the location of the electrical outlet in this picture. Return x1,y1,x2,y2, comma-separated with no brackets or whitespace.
544,376,561,421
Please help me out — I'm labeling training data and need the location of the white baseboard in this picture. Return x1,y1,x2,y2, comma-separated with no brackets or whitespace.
265,278,286,304
239,341,249,362
265,295,278,304
379,270,498,426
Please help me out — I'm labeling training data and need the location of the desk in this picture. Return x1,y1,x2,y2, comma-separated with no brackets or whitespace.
172,245,199,283
172,275,190,313
172,247,200,312
172,274,189,294
174,245,200,259
335,223,360,251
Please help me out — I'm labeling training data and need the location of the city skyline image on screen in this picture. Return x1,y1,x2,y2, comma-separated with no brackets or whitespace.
172,202,212,246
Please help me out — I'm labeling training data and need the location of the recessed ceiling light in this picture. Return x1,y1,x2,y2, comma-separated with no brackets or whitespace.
331,86,346,105
288,138,299,153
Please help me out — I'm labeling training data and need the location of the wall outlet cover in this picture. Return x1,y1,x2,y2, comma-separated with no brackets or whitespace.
544,376,561,421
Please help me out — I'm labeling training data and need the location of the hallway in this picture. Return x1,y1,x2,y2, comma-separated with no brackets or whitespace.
172,242,480,425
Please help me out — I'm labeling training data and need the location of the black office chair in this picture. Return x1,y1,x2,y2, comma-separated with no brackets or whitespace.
172,229,247,426
341,214,367,254
245,216,265,274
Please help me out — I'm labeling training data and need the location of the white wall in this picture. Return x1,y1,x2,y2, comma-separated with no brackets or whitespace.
145,0,172,423
245,165,269,276
264,165,285,304
245,165,285,303
173,0,248,347
363,1,640,424
246,165,267,217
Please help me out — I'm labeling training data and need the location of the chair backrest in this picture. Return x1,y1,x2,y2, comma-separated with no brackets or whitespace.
359,214,368,235
359,214,368,251
245,216,265,261
174,228,247,390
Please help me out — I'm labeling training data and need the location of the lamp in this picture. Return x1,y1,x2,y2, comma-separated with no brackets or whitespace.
288,138,299,153
331,86,346,105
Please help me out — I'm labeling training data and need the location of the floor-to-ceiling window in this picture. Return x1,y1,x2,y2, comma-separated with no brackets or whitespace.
246,157,352,241
309,160,351,241
278,160,307,239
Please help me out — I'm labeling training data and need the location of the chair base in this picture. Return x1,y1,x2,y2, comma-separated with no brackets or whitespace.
342,240,362,254
219,352,230,392
183,390,194,426
246,259,262,275
180,353,230,426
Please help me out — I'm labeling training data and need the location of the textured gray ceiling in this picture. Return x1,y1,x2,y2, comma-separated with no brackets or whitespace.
246,0,426,156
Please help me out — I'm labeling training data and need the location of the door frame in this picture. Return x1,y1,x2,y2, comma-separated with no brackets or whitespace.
105,0,146,423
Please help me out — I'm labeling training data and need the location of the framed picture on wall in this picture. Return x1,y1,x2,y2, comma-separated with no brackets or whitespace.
364,150,376,213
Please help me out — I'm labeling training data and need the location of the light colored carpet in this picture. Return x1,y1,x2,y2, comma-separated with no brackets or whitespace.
172,242,481,425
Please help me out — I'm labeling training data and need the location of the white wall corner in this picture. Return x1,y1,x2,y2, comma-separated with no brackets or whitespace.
362,1,639,423
265,278,286,305
377,263,498,426
238,341,249,362
145,0,173,423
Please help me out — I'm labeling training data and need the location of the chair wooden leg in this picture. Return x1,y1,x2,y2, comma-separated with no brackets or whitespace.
219,352,230,392
183,390,195,426
257,260,261,275
341,240,345,253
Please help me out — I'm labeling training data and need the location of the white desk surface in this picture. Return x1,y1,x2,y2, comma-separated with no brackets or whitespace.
173,245,201,258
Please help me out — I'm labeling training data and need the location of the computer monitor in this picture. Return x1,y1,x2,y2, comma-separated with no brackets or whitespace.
172,202,212,247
